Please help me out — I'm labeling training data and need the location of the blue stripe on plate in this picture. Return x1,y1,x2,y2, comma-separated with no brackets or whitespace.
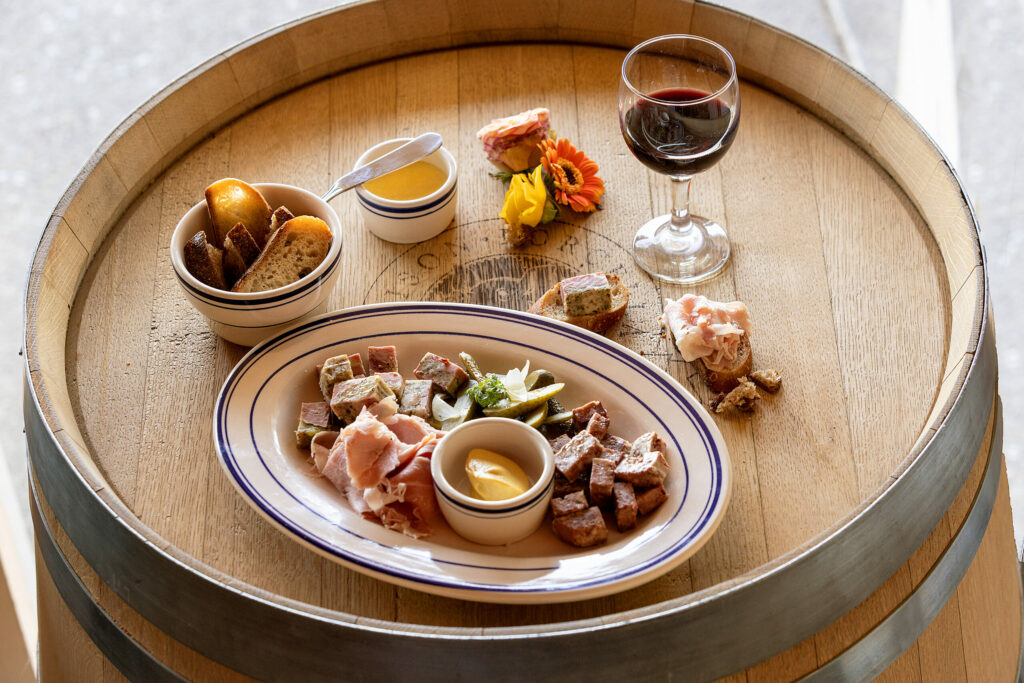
215,304,722,593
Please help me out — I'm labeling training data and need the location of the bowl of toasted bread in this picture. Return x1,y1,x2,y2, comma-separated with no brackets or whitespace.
171,179,343,347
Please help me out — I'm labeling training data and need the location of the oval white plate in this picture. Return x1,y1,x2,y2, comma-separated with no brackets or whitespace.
214,303,731,604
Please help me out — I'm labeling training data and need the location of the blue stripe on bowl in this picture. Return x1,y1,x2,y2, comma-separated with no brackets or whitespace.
357,191,456,221
215,304,723,593
434,478,552,516
357,183,456,214
177,247,342,310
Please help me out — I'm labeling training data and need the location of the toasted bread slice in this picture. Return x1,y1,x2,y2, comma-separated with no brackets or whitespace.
528,273,629,333
222,222,262,286
269,206,295,235
204,178,273,248
231,215,332,293
183,230,227,289
696,335,752,393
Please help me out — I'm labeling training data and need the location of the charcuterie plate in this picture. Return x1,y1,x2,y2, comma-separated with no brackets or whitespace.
214,302,731,603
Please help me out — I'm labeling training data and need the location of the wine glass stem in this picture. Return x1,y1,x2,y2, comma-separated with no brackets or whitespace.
667,175,704,252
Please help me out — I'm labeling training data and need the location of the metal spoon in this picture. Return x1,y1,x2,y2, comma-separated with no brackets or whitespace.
321,132,443,203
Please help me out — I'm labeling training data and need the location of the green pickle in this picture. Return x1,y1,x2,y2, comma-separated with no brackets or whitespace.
439,383,479,430
482,383,565,419
458,352,487,382
522,403,549,429
543,410,573,425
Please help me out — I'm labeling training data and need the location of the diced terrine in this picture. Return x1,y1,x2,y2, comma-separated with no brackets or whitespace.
589,458,616,507
319,355,354,400
375,371,405,400
349,352,365,377
413,352,469,395
550,490,589,517
636,483,668,515
613,482,638,531
551,506,608,547
329,375,395,423
399,379,433,419
554,432,603,482
560,273,612,318
630,432,668,459
614,450,670,487
571,400,607,432
367,345,399,373
586,412,610,440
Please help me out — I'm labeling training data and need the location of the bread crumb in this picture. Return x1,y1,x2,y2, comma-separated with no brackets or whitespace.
710,377,759,414
750,369,782,393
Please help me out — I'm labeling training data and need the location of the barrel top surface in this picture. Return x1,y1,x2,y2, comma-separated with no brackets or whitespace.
39,34,961,628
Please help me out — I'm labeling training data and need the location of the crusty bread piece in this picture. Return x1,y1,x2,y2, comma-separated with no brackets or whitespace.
204,178,273,248
183,230,227,289
231,215,332,293
269,206,295,235
696,335,753,393
528,273,629,333
222,222,262,287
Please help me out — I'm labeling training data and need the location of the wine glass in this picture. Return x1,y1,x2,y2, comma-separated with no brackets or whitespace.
619,35,740,283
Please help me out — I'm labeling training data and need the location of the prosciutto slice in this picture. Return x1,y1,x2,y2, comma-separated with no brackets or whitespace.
343,408,419,489
662,294,751,368
385,413,443,446
322,437,372,517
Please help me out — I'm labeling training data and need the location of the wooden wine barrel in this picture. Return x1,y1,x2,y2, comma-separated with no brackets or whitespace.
24,0,1021,680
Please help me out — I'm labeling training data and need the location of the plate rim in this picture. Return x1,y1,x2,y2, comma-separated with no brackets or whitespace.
213,302,732,603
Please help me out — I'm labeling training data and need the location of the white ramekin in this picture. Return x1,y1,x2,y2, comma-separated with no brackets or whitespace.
431,417,555,546
353,137,457,244
170,182,343,347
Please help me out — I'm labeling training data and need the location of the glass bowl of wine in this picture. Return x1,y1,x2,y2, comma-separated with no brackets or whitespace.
619,35,740,283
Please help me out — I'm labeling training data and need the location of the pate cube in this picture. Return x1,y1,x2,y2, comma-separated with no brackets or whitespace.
600,434,632,455
613,482,638,531
399,379,433,418
589,458,616,507
413,352,469,395
586,413,610,440
319,355,354,400
636,483,668,515
330,375,394,423
615,450,670,487
554,432,603,482
560,273,612,318
550,490,589,517
375,371,405,400
349,352,365,377
549,434,571,453
571,400,607,432
299,402,332,429
551,507,608,547
630,432,668,458
553,472,586,499
367,346,399,373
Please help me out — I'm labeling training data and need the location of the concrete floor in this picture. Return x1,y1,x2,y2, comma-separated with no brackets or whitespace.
2,0,1021,632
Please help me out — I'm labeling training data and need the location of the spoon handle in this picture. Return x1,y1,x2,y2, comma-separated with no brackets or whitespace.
322,132,443,203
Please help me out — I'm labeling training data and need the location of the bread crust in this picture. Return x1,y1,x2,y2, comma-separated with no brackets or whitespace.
183,231,227,289
204,178,272,247
527,272,629,333
231,216,332,293
695,335,752,393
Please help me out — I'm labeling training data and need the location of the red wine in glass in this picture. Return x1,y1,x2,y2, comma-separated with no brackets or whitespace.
622,87,738,176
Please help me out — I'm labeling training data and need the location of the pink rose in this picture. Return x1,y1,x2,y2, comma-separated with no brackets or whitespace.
476,108,551,172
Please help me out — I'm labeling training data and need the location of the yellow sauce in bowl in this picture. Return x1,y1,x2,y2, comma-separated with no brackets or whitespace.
362,160,447,200
465,448,532,501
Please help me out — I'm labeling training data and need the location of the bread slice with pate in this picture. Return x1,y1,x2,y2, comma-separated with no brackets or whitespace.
528,272,629,333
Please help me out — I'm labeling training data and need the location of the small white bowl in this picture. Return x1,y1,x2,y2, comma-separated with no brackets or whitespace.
353,137,457,244
431,418,555,546
170,182,343,347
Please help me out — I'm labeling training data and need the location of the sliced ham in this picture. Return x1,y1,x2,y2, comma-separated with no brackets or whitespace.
385,413,442,445
343,408,418,489
662,294,751,368
322,437,372,517
310,430,339,473
387,455,437,523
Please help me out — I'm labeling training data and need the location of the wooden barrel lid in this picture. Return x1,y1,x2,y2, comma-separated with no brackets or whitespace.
24,0,992,678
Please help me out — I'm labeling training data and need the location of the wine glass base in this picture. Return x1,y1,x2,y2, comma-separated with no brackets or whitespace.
632,214,731,284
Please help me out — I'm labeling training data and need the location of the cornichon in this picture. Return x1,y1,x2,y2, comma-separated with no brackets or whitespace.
525,369,556,391
523,403,549,429
459,352,487,382
482,383,565,418
543,410,573,425
440,385,478,430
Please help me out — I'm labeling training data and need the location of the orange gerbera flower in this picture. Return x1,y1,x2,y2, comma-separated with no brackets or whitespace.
539,138,605,213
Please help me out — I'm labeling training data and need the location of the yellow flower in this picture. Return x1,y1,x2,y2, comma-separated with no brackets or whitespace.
500,166,548,245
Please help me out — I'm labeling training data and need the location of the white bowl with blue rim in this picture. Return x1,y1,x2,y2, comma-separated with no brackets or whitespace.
170,183,343,347
353,137,457,243
431,417,555,546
